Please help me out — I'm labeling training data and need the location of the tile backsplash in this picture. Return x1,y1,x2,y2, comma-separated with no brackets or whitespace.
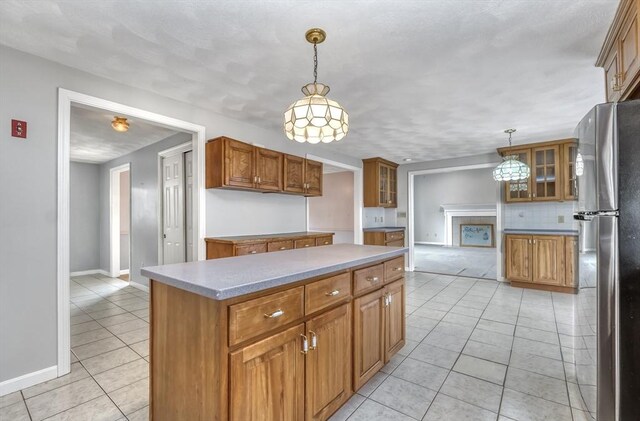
363,207,398,228
503,201,577,230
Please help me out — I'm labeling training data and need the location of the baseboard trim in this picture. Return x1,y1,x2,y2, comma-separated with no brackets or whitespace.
70,269,111,277
414,241,446,246
119,269,130,276
130,281,149,293
0,365,57,397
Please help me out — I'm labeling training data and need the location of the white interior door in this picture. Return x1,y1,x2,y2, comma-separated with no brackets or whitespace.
162,154,186,264
185,151,194,262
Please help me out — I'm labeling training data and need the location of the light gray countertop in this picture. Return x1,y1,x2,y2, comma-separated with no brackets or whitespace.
363,227,406,232
503,228,579,235
141,244,408,301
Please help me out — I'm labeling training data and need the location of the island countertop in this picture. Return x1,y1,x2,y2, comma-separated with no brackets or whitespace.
142,243,408,300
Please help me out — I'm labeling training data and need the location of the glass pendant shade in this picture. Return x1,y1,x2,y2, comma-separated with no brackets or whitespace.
284,83,348,144
493,155,531,181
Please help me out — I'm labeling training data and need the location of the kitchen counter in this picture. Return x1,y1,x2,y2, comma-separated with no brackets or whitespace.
503,228,578,235
363,226,405,232
142,243,407,300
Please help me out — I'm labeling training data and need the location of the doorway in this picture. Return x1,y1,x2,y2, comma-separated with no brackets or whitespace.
109,163,131,279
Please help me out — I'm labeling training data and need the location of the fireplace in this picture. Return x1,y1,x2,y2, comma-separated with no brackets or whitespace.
441,204,497,247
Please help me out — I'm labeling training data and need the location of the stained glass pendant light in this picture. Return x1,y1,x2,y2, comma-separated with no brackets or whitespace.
493,129,530,181
284,28,349,144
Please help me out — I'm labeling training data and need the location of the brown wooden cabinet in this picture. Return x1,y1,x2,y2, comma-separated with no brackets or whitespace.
353,288,385,390
498,138,577,203
363,158,398,208
384,279,405,363
230,324,305,421
505,234,577,293
597,0,640,102
207,136,322,196
206,232,334,260
363,228,405,246
305,304,351,421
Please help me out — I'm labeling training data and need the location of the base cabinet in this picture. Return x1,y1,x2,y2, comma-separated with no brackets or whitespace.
353,289,385,390
384,279,405,362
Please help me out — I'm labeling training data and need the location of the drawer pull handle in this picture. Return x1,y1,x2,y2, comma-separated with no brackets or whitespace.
366,276,380,283
388,294,393,304
324,241,329,245
301,334,309,354
309,330,317,350
304,244,310,247
279,246,286,250
325,290,340,297
264,309,284,319
250,250,257,254
383,293,389,307
393,267,403,271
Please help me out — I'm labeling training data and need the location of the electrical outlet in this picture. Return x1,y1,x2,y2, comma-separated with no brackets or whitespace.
558,215,565,223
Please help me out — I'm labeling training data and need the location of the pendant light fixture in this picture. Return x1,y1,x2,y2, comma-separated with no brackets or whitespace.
111,117,129,132
284,28,349,144
493,129,530,181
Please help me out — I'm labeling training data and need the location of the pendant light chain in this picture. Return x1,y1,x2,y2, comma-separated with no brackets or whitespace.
313,42,318,84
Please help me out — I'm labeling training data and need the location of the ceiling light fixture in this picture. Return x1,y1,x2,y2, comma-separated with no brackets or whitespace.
284,28,349,144
493,129,530,181
111,117,129,132
403,158,413,162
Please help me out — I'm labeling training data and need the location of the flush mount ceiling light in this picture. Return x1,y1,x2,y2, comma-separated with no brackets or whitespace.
111,117,129,132
284,28,349,144
493,129,530,181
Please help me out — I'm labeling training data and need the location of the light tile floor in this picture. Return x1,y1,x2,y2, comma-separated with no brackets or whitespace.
1,271,594,421
414,244,497,279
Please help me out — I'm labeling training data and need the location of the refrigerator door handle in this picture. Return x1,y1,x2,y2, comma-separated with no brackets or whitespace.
574,210,620,221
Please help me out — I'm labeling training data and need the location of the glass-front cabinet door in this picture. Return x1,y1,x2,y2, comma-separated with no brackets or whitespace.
388,167,397,207
505,149,532,202
532,145,561,201
563,143,578,200
379,165,389,206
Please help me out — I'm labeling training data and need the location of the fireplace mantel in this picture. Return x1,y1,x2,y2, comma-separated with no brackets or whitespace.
440,204,497,246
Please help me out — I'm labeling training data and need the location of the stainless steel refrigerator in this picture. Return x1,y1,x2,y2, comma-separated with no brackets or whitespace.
573,99,640,421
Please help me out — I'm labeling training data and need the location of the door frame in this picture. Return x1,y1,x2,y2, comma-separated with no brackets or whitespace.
109,163,130,278
157,141,193,265
304,154,363,245
57,88,206,377
406,162,504,279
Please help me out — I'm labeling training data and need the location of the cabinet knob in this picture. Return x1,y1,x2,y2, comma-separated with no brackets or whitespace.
366,276,380,283
264,309,284,319
309,330,317,350
250,250,257,254
324,241,329,245
388,293,393,304
383,293,389,307
304,244,310,247
325,289,340,297
279,246,286,250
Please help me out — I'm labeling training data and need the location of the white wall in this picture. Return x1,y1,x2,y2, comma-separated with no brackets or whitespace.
0,45,361,384
69,162,100,272
308,171,354,244
413,167,498,243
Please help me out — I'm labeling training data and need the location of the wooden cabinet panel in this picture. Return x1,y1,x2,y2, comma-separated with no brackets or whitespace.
384,256,405,283
230,324,305,421
228,287,304,346
295,238,316,249
384,279,405,362
353,264,384,296
353,288,385,391
267,240,294,252
504,149,532,202
385,240,404,247
620,6,640,93
235,243,267,256
505,235,532,282
316,236,333,246
225,138,256,189
385,231,404,242
532,145,561,201
305,304,351,421
255,148,283,191
284,154,306,194
305,159,323,197
532,235,565,286
305,273,351,315
605,47,622,102
565,236,578,287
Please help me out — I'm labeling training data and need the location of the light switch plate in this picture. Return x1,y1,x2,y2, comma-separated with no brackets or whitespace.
558,215,565,223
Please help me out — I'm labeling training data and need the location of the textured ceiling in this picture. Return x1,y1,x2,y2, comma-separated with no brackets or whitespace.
70,105,178,163
0,1,618,163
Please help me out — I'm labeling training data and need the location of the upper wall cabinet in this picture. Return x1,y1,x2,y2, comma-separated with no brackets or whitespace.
597,0,640,102
497,138,577,203
363,158,398,208
206,136,322,197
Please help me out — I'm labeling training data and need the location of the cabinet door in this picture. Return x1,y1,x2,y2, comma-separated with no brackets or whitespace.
565,236,578,287
505,235,532,282
388,166,397,208
384,279,405,362
255,148,283,192
532,236,565,286
225,139,255,188
604,47,622,102
532,145,561,201
305,304,351,421
504,149,532,203
563,143,578,201
305,159,323,197
283,155,305,193
229,324,305,421
620,7,639,94
379,164,389,206
353,288,385,391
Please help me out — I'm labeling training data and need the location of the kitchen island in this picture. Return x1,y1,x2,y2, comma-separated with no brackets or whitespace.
142,244,407,421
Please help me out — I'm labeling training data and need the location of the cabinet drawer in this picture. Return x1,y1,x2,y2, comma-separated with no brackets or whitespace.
235,243,267,256
353,264,384,295
385,231,404,242
384,256,405,282
267,240,293,252
315,236,333,246
228,287,304,346
305,272,351,315
294,238,316,249
385,239,404,247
